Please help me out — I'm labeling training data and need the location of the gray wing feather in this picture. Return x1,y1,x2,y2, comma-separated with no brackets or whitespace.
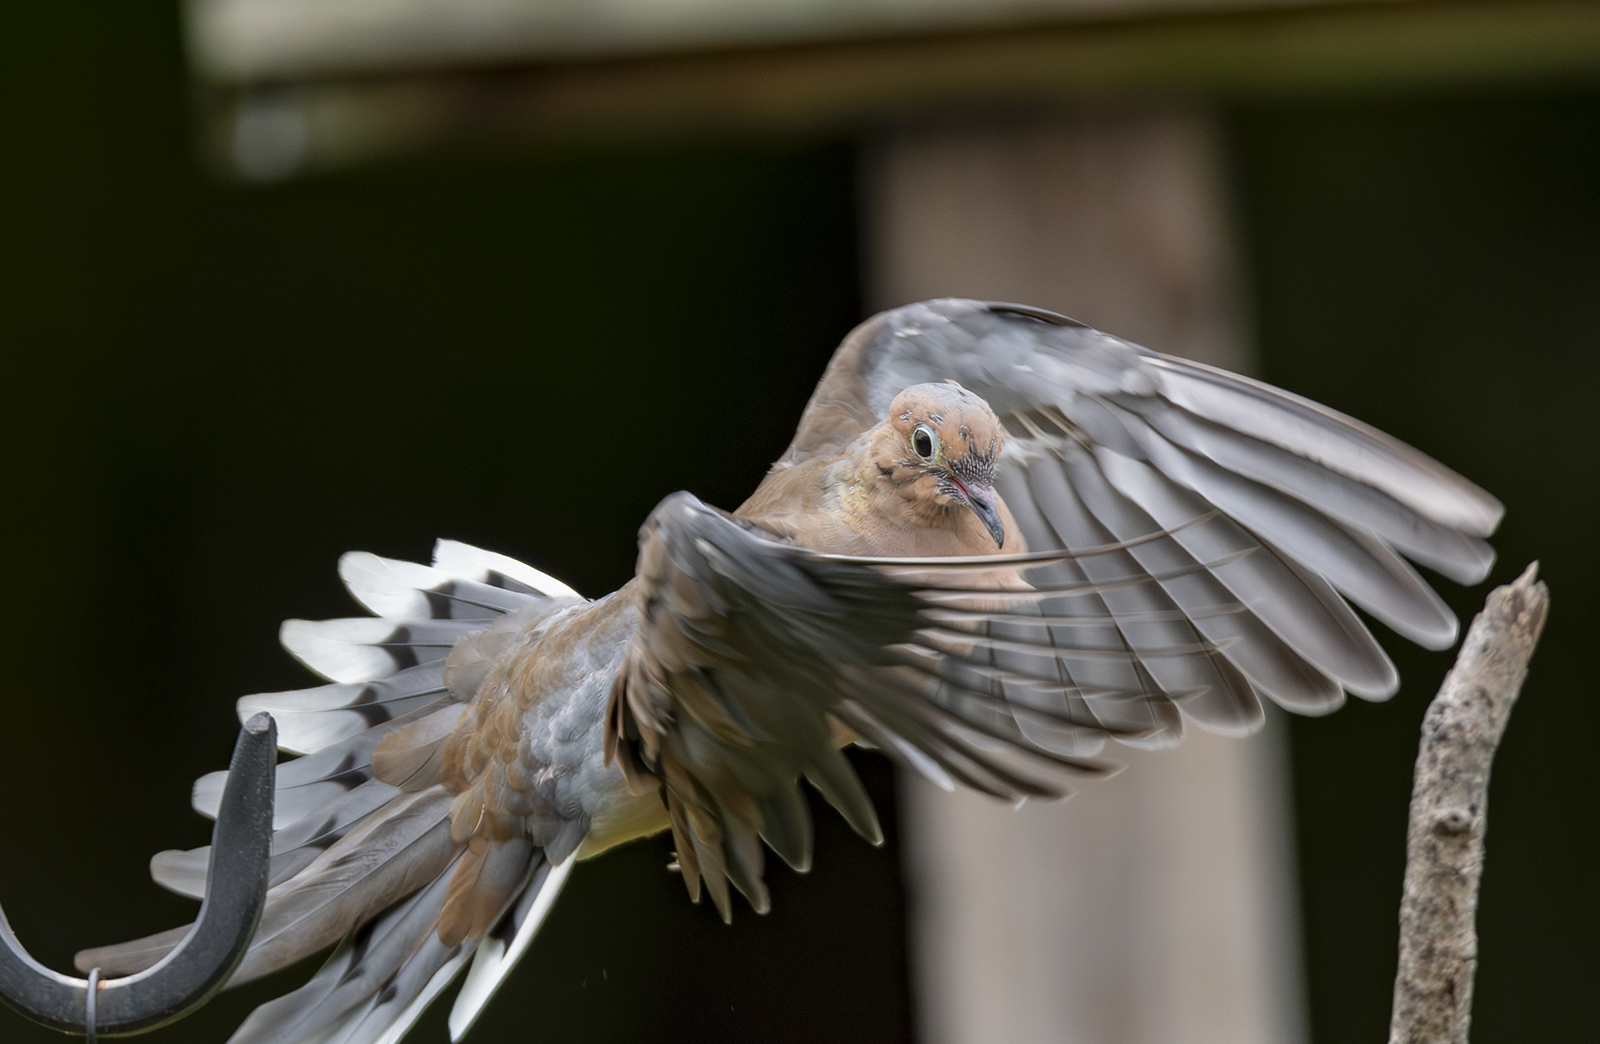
1088,446,1395,698
1133,402,1495,584
1112,404,1458,647
1147,356,1501,535
780,299,1500,710
997,463,1260,740
1049,438,1350,710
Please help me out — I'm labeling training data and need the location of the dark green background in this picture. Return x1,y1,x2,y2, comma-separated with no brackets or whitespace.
1,4,1595,1043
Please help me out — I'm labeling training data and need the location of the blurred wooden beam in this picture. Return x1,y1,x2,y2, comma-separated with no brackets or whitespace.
207,0,1600,178
865,106,1307,1044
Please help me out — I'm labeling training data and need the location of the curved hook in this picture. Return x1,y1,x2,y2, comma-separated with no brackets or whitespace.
0,713,277,1037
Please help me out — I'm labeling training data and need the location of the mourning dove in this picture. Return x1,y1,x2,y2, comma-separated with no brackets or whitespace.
75,299,1502,1044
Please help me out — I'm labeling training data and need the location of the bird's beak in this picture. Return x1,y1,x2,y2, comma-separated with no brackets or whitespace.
964,484,1006,549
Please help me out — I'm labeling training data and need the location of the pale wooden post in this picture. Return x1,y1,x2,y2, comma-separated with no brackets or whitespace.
863,106,1309,1044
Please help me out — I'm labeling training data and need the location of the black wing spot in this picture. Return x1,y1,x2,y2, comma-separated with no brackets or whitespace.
301,816,343,847
986,302,1088,328
336,919,381,987
424,589,458,619
489,569,543,597
391,646,422,671
327,767,371,790
354,703,397,729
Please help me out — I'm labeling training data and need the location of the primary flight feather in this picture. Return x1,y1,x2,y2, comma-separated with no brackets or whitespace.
75,299,1502,1044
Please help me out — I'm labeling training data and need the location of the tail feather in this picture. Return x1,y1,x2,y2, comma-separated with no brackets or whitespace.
431,539,580,600
448,856,573,1042
339,553,546,621
437,839,537,948
369,703,470,792
193,704,412,825
193,696,465,859
280,618,483,684
227,860,467,1044
75,924,190,977
83,788,458,981
239,665,454,756
196,750,397,833
343,945,472,1044
227,848,573,1044
79,540,588,1040
234,789,459,985
155,778,406,900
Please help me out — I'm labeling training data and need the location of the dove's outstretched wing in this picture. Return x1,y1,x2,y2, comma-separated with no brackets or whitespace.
610,299,1502,919
776,299,1501,700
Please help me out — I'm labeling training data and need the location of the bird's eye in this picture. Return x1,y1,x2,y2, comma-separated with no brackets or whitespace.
912,425,938,461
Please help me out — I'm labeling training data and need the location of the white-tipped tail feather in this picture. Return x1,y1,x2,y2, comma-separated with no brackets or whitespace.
432,538,580,600
77,541,589,1044
448,856,574,1042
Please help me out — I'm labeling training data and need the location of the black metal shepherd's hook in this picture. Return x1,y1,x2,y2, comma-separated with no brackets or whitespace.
0,713,277,1039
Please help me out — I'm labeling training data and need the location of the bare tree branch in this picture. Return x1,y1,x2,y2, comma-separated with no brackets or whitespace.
1388,562,1549,1044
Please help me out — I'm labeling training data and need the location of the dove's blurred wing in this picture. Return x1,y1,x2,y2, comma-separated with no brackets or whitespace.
769,299,1502,713
605,492,1287,920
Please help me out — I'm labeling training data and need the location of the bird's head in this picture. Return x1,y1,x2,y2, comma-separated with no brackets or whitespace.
869,382,1007,548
